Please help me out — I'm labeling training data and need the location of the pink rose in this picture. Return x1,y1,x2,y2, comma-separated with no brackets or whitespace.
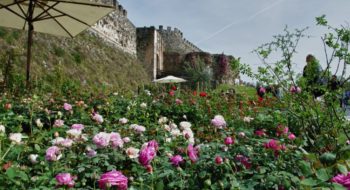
138,146,156,167
63,103,72,111
264,139,281,151
92,113,104,124
110,132,124,149
288,133,296,140
93,132,111,148
54,119,64,128
255,129,266,137
332,173,350,189
170,155,184,167
235,155,252,169
71,124,84,131
224,137,234,145
215,156,223,165
45,146,61,161
187,144,199,163
211,115,226,129
175,99,183,105
98,170,128,190
55,173,75,188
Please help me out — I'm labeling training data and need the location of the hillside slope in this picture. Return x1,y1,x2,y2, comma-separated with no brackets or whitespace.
0,27,150,93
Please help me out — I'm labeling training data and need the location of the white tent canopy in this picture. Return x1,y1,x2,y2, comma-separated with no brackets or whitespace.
153,75,187,83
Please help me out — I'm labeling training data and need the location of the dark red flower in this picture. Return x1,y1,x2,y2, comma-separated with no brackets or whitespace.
199,92,207,97
171,86,177,91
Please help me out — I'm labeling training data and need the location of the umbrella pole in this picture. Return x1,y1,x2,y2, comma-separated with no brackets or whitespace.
26,24,33,88
26,0,34,89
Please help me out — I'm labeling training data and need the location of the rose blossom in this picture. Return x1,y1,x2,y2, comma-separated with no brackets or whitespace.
255,129,266,137
224,137,234,145
158,117,168,125
138,146,156,167
28,154,39,164
36,119,43,128
290,85,302,94
140,103,147,109
9,133,23,144
180,121,191,130
288,133,296,140
235,155,252,169
119,118,129,125
55,173,75,188
175,99,183,105
187,144,199,163
66,129,82,138
92,113,104,124
331,172,350,189
93,132,111,148
63,103,72,111
130,124,146,134
45,146,61,161
215,156,223,165
98,170,128,190
126,147,140,159
243,116,254,123
238,132,246,138
211,115,226,129
71,124,84,131
86,147,97,158
110,132,124,148
60,138,74,148
170,155,184,167
123,137,131,143
53,120,64,128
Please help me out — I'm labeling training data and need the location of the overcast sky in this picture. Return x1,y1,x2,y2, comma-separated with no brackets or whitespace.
118,0,350,82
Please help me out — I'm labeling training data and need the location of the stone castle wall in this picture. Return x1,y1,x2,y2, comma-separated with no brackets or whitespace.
158,26,202,54
89,1,137,55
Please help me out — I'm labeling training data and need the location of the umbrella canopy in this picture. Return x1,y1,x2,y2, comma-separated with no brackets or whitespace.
153,75,187,83
0,0,116,87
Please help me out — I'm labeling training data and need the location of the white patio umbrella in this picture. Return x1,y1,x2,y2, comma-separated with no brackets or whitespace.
153,75,187,83
0,0,116,87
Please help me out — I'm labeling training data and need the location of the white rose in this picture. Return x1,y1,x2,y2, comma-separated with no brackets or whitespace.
140,103,147,109
66,129,82,138
126,147,140,159
9,133,22,144
28,154,39,164
36,119,43,128
180,121,191,130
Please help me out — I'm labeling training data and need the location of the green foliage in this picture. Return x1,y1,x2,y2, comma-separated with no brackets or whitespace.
53,46,65,57
184,58,213,89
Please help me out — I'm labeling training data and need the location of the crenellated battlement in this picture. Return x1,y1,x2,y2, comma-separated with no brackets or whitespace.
157,25,202,53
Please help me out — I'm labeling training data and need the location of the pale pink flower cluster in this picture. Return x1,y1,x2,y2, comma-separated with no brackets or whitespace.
53,119,65,128
98,170,128,190
92,113,104,124
180,122,194,144
71,124,84,131
56,173,75,188
93,132,125,149
211,115,226,129
63,103,72,111
130,124,146,134
45,146,62,161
